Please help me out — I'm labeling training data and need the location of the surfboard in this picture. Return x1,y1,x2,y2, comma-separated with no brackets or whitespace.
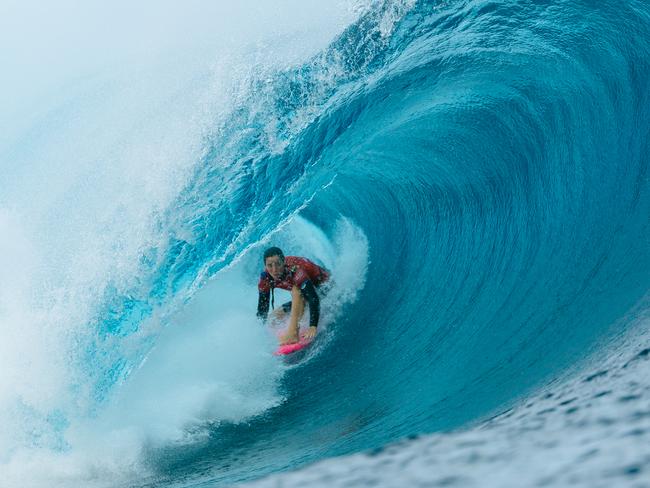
273,326,314,355
274,339,313,355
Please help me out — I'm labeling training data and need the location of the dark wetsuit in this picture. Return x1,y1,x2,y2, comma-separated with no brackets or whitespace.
257,256,330,328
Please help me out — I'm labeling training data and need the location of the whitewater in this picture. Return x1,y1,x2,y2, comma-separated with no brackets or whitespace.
0,0,648,487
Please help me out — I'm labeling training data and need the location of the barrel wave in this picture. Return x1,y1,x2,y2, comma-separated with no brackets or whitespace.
1,1,649,487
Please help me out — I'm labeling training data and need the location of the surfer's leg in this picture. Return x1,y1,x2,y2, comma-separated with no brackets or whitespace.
272,301,292,319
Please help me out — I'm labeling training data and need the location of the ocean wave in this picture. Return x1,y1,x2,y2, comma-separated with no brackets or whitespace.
0,0,648,487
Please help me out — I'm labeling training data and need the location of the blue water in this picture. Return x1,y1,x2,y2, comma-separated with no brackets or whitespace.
0,1,649,487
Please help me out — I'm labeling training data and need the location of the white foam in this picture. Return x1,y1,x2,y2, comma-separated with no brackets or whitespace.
0,214,369,487
0,0,368,485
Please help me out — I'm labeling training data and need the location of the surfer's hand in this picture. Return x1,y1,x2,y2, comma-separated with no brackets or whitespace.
302,326,317,341
280,330,299,345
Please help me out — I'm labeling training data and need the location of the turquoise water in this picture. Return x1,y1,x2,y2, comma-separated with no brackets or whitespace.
0,1,648,487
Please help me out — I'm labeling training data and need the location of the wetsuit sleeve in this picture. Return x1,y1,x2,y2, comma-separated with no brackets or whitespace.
257,290,270,320
300,280,320,328
257,273,271,320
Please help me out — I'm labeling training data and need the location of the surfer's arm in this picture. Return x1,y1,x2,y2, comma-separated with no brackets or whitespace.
257,290,270,320
280,281,320,344
281,286,304,344
300,280,320,328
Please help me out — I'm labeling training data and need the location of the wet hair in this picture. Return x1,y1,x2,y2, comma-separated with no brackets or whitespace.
263,246,284,263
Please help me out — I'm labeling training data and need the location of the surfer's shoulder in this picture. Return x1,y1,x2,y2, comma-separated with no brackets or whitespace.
258,271,272,292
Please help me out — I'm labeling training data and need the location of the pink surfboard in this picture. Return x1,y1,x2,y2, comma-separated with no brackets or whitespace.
274,338,313,355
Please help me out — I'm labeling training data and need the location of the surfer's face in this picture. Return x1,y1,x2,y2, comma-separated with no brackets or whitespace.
265,255,285,280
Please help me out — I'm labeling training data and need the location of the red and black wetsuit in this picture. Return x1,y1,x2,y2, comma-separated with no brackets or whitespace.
257,256,330,328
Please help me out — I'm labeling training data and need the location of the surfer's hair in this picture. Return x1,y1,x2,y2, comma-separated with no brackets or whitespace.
263,246,284,263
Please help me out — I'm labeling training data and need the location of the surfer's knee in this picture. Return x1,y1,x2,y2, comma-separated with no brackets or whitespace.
272,308,287,319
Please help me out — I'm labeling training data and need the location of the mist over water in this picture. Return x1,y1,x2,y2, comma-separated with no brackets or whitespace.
0,1,367,485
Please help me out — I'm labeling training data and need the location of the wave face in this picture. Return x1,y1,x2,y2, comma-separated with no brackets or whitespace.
1,0,649,487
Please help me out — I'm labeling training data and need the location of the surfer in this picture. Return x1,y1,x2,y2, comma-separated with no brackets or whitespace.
256,246,330,345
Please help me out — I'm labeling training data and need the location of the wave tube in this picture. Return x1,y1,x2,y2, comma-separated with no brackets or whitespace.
1,0,649,487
